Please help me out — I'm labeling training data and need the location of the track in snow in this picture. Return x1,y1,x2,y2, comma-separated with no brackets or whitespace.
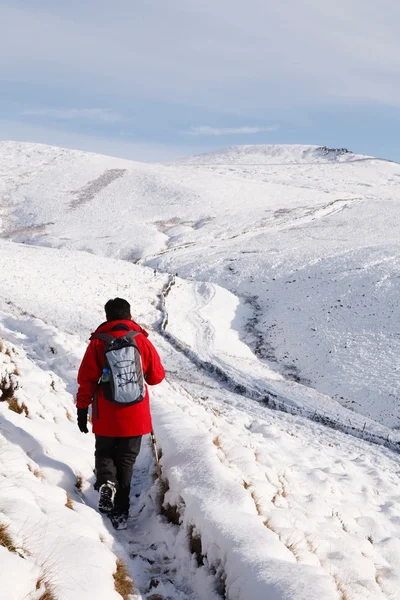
156,275,400,455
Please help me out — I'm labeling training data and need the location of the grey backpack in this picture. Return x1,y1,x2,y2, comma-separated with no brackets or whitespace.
92,330,145,406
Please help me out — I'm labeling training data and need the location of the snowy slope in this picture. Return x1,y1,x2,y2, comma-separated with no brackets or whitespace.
172,144,367,165
0,141,399,429
0,241,400,600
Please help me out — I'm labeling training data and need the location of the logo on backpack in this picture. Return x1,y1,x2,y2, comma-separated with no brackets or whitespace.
92,331,145,406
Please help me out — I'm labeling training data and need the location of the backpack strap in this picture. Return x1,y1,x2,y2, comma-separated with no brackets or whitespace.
123,331,141,341
91,331,142,344
90,333,116,343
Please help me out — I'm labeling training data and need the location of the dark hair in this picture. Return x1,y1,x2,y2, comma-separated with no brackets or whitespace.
104,298,131,321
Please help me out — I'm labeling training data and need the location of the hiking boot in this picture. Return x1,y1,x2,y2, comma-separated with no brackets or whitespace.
109,511,129,531
98,481,116,514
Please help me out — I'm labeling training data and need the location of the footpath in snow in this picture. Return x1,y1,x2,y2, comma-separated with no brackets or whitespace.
0,241,400,600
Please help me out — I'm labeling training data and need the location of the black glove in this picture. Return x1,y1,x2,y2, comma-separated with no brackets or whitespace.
77,407,89,433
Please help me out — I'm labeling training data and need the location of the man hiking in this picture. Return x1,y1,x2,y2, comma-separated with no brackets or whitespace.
76,297,165,530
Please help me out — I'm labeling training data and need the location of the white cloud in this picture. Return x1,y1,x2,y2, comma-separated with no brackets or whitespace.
185,125,279,136
2,1,400,114
23,108,122,124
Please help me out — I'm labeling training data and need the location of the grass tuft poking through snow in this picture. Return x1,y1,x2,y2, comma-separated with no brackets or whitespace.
0,523,16,553
75,474,84,491
113,558,135,599
7,396,29,416
65,492,74,510
0,371,18,402
36,577,56,600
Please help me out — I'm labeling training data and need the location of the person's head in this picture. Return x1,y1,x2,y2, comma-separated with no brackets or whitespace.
104,298,131,321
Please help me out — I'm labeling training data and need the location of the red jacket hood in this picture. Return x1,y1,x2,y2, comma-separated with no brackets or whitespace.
92,319,149,338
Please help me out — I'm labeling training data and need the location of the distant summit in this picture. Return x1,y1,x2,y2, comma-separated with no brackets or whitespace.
174,144,365,166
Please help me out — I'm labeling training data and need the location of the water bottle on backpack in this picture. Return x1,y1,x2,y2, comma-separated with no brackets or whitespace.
101,368,110,383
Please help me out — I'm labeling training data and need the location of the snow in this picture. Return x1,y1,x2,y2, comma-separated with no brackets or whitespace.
172,144,367,165
0,141,400,599
1,141,399,426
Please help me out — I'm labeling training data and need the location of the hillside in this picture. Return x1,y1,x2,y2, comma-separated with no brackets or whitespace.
1,141,399,428
1,141,400,599
172,144,367,165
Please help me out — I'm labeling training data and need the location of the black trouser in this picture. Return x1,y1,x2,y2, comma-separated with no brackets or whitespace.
95,435,142,514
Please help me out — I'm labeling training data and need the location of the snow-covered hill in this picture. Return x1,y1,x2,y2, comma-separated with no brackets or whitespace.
1,141,399,428
1,240,400,600
172,144,367,165
1,140,400,599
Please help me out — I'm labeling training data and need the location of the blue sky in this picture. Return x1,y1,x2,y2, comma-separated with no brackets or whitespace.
1,1,400,162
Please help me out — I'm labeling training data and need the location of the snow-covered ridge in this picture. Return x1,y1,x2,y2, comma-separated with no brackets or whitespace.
171,144,369,165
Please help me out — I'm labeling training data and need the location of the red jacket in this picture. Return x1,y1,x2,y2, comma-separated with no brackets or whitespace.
76,320,165,437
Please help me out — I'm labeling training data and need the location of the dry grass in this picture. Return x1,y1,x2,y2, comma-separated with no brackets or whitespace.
334,511,350,533
7,397,29,416
65,410,74,423
0,372,18,402
251,490,263,516
333,574,351,600
242,480,250,489
0,523,16,553
65,493,74,510
75,475,84,492
263,518,278,535
212,436,222,449
113,558,134,599
28,465,44,480
286,539,303,561
36,577,57,600
0,369,27,416
0,340,13,357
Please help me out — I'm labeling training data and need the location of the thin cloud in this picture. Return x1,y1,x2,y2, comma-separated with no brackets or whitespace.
22,108,122,124
185,125,279,136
